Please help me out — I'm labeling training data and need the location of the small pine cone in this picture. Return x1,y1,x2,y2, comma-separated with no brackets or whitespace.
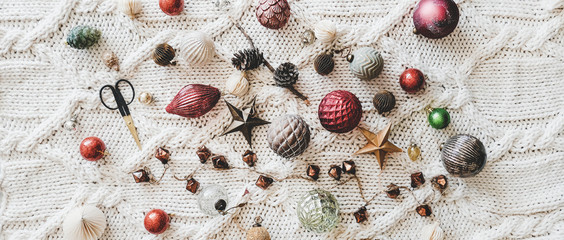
273,62,298,87
232,49,264,71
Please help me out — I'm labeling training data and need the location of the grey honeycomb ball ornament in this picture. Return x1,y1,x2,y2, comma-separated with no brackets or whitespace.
267,114,311,158
441,134,487,178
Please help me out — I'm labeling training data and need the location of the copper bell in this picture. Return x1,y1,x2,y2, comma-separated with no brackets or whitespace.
432,175,448,192
132,169,150,183
410,172,425,188
328,165,342,180
196,146,212,163
354,206,368,223
212,155,229,169
186,178,200,194
306,165,320,180
416,204,432,217
385,183,400,199
255,175,274,190
242,150,257,167
155,147,170,164
342,160,356,174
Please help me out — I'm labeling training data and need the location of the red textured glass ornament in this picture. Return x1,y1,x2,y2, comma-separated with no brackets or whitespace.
318,90,362,133
413,0,459,39
256,0,291,29
144,209,170,235
166,84,221,118
159,0,184,16
399,68,425,93
79,137,106,161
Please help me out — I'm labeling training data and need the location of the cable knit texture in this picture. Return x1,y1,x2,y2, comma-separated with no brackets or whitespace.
0,0,563,239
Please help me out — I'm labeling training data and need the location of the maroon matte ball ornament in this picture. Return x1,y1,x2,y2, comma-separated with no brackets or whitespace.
318,90,362,133
256,0,291,29
79,137,107,161
144,209,170,235
166,84,221,118
159,0,184,16
399,68,426,93
413,0,460,39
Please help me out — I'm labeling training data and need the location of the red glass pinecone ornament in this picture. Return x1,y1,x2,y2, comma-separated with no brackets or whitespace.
318,90,362,133
256,0,291,29
166,84,221,118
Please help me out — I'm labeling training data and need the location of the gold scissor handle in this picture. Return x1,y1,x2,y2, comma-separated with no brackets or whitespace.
122,115,142,150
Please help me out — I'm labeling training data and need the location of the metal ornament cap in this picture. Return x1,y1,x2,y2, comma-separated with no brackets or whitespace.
441,134,487,177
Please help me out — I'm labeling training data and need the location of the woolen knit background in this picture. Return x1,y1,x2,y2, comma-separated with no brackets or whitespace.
0,0,563,239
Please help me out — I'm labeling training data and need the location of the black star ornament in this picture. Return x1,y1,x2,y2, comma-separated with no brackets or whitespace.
222,97,270,147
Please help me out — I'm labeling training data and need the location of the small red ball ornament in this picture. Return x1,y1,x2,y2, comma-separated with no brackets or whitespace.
399,68,426,93
144,209,170,235
79,137,107,161
256,0,291,29
159,0,184,16
413,0,459,39
318,90,362,133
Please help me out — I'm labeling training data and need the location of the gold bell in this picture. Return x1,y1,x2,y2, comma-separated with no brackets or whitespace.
138,92,154,105
246,216,271,240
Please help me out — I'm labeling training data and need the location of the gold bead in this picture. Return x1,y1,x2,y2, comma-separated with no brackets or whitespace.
138,92,154,105
407,143,420,161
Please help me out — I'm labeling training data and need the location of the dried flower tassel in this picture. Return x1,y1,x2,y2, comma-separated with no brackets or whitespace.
225,71,250,97
117,0,142,19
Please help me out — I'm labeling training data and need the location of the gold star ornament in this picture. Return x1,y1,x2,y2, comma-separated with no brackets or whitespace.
354,123,403,170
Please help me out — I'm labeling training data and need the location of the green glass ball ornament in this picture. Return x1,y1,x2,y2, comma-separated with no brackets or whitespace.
427,107,450,129
66,25,101,49
296,189,340,233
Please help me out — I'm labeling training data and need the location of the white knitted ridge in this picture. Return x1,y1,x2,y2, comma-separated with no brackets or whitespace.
0,0,563,239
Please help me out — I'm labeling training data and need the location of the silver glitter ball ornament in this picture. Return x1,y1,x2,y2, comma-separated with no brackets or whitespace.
301,30,315,45
296,189,339,233
441,134,487,178
267,114,310,158
197,184,229,216
348,47,384,80
63,117,77,131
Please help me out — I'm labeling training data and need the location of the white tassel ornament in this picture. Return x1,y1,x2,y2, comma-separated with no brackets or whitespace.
177,31,216,66
225,71,249,97
314,20,337,43
420,222,445,240
63,205,107,240
117,0,142,19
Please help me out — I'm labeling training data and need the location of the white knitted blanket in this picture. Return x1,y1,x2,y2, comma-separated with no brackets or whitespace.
1,0,563,239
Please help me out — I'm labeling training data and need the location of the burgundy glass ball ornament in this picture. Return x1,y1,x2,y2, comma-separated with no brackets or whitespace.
413,0,460,39
79,137,107,161
399,68,426,93
144,209,170,235
166,84,221,118
318,90,362,133
159,0,184,16
256,0,291,29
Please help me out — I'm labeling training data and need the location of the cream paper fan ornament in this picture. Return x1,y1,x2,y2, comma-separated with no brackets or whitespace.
117,0,142,19
225,71,249,97
177,31,216,66
63,205,107,240
314,20,337,43
420,222,445,240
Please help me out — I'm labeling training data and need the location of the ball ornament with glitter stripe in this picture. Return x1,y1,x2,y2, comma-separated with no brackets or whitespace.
441,134,487,177
318,90,362,133
347,47,384,80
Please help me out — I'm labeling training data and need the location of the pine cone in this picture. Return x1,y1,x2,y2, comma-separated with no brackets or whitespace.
66,25,101,49
232,49,264,71
273,62,298,87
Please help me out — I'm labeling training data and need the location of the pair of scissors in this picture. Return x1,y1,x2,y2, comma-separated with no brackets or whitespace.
99,79,142,150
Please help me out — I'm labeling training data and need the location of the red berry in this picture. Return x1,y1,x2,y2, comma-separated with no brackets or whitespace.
79,137,106,161
159,0,184,16
399,68,426,93
144,209,170,234
318,90,362,133
413,0,459,39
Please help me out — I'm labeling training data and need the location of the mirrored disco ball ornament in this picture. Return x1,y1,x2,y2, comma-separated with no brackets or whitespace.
197,184,229,216
441,134,487,177
296,189,340,233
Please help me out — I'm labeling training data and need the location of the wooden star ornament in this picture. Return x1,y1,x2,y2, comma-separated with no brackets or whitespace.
354,123,403,170
222,97,270,147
